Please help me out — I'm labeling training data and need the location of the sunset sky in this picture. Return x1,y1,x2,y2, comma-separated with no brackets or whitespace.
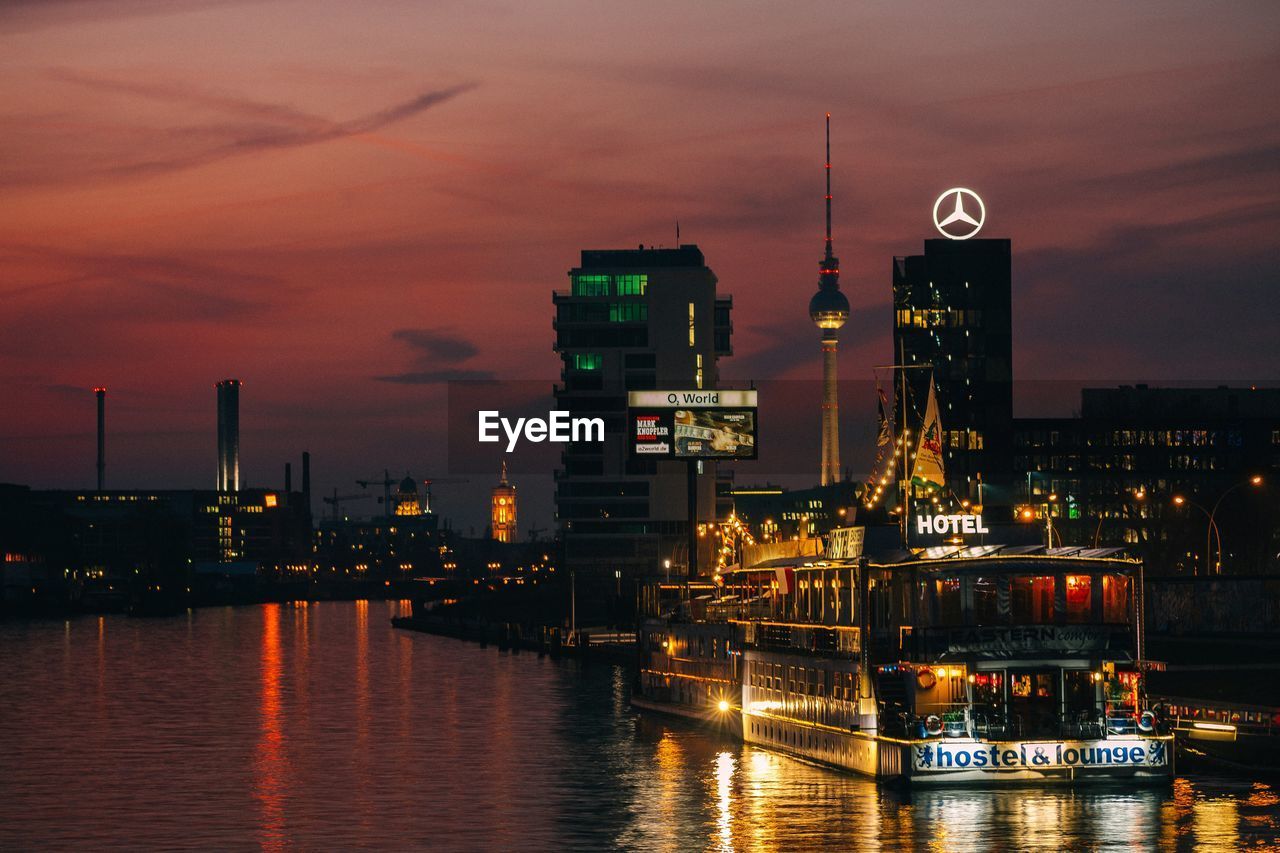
2,0,1278,532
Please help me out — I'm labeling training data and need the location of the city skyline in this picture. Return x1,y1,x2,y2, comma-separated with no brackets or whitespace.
3,1,1279,534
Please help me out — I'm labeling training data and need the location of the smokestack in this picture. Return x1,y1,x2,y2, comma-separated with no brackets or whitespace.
94,387,106,491
301,451,311,516
216,379,241,492
285,462,292,494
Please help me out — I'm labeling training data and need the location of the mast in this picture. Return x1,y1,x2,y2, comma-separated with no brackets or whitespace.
899,338,910,548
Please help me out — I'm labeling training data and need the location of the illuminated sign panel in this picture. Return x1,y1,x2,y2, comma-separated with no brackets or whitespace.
628,390,757,460
913,738,1168,773
915,514,990,535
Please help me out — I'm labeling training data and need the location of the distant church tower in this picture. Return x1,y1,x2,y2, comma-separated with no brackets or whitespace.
491,461,517,543
808,114,851,486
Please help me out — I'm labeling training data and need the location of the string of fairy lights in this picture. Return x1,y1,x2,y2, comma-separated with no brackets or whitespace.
862,375,972,515
698,513,758,575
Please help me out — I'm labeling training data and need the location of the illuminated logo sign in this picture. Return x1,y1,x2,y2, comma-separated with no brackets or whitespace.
826,526,865,560
932,188,985,240
913,738,1168,773
915,513,989,536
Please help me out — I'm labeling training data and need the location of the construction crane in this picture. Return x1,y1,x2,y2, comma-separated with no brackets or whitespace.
322,489,371,520
356,470,397,518
421,477,468,514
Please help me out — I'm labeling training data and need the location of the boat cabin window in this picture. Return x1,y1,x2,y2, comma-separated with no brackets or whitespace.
971,671,1004,707
934,577,962,626
972,576,1002,624
1064,574,1092,623
1063,669,1096,717
1011,575,1054,624
1102,574,1131,623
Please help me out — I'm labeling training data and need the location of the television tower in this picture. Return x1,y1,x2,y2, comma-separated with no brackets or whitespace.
808,114,850,486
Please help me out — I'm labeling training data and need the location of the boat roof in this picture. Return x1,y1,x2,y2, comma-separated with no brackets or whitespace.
731,543,1135,573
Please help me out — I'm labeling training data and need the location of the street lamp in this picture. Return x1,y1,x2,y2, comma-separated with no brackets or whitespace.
1204,475,1265,575
1172,495,1217,575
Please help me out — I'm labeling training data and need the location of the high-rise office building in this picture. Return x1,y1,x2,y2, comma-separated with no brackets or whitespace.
553,245,732,600
893,236,1013,506
808,114,851,487
216,379,241,492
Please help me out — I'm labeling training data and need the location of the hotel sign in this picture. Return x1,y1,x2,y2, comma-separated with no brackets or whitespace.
826,526,865,560
913,738,1168,773
915,513,989,536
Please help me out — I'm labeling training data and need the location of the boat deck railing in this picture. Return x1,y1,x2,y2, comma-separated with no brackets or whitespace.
880,703,1157,741
1153,695,1280,738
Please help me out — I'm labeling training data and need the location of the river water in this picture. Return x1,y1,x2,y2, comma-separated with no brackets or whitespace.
1,601,1277,851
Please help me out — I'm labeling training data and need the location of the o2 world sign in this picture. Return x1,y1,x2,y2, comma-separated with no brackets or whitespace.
914,738,1169,773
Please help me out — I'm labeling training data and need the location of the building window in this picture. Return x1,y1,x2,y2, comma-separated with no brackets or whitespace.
609,302,647,323
572,274,610,296
1102,574,1131,623
572,353,602,371
696,354,703,390
1011,576,1054,624
615,274,647,296
688,302,695,346
1065,574,1091,623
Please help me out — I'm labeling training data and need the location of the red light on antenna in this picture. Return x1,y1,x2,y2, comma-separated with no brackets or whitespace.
93,387,106,393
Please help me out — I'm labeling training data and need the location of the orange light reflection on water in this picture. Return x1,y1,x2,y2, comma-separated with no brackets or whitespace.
254,603,289,850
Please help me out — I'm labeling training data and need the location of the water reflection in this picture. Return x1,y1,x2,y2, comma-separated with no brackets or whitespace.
0,601,1276,851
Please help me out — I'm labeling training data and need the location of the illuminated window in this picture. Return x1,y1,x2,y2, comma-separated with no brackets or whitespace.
695,354,703,390
615,274,647,296
688,302,695,346
608,302,647,323
1065,574,1091,623
572,353,602,370
1102,574,1131,623
572,274,609,296
1011,576,1054,623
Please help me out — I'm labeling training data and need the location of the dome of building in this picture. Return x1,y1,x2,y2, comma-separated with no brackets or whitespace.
398,476,417,493
809,287,850,330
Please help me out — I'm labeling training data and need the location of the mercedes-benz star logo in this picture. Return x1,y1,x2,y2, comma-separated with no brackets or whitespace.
932,188,985,240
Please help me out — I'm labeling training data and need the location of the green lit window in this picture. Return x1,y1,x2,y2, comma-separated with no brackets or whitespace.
609,303,647,323
573,275,610,296
615,274,647,296
572,353,602,370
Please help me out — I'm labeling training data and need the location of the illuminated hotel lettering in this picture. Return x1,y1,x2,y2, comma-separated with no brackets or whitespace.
915,514,990,535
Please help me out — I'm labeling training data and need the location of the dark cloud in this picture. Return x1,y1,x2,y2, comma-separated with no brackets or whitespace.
388,328,479,364
375,369,495,384
0,0,266,34
0,75,474,187
375,328,489,384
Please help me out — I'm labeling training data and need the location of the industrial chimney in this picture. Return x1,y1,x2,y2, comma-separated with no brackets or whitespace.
94,387,106,491
216,379,241,492
301,451,311,517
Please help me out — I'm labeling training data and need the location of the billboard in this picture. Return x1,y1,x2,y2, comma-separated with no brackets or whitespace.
628,390,758,460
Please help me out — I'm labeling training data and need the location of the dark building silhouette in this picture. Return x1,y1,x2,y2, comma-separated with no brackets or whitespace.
1015,385,1280,575
216,379,241,492
893,238,1013,508
553,245,733,602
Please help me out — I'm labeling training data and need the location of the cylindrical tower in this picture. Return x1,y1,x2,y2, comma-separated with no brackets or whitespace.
808,114,850,487
94,387,106,491
216,379,241,492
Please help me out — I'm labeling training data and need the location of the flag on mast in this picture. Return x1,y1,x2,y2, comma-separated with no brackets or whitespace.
911,376,946,490
875,386,893,449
